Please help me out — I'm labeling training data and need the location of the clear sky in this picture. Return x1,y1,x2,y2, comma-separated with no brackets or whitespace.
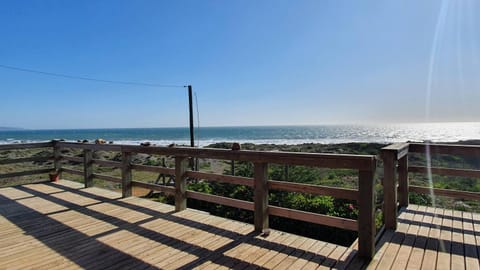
1,0,479,129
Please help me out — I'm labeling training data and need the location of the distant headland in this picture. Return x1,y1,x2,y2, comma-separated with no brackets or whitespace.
0,127,24,131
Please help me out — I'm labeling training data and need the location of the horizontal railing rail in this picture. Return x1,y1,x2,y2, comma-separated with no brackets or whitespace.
408,166,480,179
0,168,53,179
409,142,480,156
0,156,54,165
0,142,54,150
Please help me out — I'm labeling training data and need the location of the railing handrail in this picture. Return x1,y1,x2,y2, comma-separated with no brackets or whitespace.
0,141,54,151
409,142,480,157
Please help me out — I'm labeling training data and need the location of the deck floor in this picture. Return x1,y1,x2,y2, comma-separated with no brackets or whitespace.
0,180,356,270
367,204,480,270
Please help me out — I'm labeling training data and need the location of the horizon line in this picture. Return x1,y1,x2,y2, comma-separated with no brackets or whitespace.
2,121,479,131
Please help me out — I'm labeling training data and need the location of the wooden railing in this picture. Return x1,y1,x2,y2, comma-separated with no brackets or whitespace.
0,141,377,259
0,142,55,180
382,142,480,230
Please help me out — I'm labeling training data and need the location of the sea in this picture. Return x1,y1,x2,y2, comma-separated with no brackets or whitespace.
1,122,480,147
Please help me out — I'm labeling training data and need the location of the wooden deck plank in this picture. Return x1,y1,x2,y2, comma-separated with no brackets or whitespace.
44,208,225,268
2,204,169,269
436,208,454,270
334,247,358,270
104,217,248,270
472,212,480,270
367,207,412,270
80,212,215,269
420,207,443,270
158,221,250,269
365,204,480,270
273,237,317,270
462,211,480,270
261,235,309,269
238,231,294,270
451,210,466,270
302,242,338,270
0,212,118,259
406,205,433,269
242,233,299,270
287,239,328,269
140,216,233,268
390,204,423,270
318,245,348,269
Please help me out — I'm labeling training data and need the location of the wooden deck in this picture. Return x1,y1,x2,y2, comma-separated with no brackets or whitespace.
367,204,480,270
0,180,357,270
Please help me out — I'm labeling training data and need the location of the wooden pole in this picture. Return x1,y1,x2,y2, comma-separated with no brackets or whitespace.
83,149,93,188
188,85,195,171
53,141,62,179
382,150,397,230
358,168,376,259
175,156,188,211
398,155,409,207
188,85,194,148
121,151,132,198
254,162,269,232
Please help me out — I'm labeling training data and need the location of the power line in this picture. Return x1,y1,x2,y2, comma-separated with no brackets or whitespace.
0,64,185,88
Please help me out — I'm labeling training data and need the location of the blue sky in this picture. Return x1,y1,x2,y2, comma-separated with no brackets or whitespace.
1,0,479,129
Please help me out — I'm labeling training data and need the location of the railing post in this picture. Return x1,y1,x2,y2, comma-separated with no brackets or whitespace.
175,156,188,211
382,150,397,230
53,141,62,180
398,155,409,207
121,151,132,198
254,162,269,232
358,166,376,260
83,149,93,188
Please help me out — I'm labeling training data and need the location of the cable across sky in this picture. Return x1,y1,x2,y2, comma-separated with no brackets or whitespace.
0,64,185,88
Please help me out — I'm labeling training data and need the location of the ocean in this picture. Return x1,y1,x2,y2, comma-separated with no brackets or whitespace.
1,122,479,147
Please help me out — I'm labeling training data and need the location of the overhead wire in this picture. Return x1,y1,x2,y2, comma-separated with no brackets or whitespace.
0,64,185,88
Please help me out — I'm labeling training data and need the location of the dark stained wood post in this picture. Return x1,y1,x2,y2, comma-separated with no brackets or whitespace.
398,155,409,207
382,150,397,230
188,85,194,149
358,165,376,259
188,85,195,171
175,156,188,212
53,140,62,180
381,143,409,230
254,162,269,232
83,149,93,188
121,151,132,198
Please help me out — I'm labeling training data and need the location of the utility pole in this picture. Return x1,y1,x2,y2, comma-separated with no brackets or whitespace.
188,85,194,148
187,85,196,171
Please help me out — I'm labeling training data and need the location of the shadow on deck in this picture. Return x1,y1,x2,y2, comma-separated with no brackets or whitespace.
0,180,357,269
